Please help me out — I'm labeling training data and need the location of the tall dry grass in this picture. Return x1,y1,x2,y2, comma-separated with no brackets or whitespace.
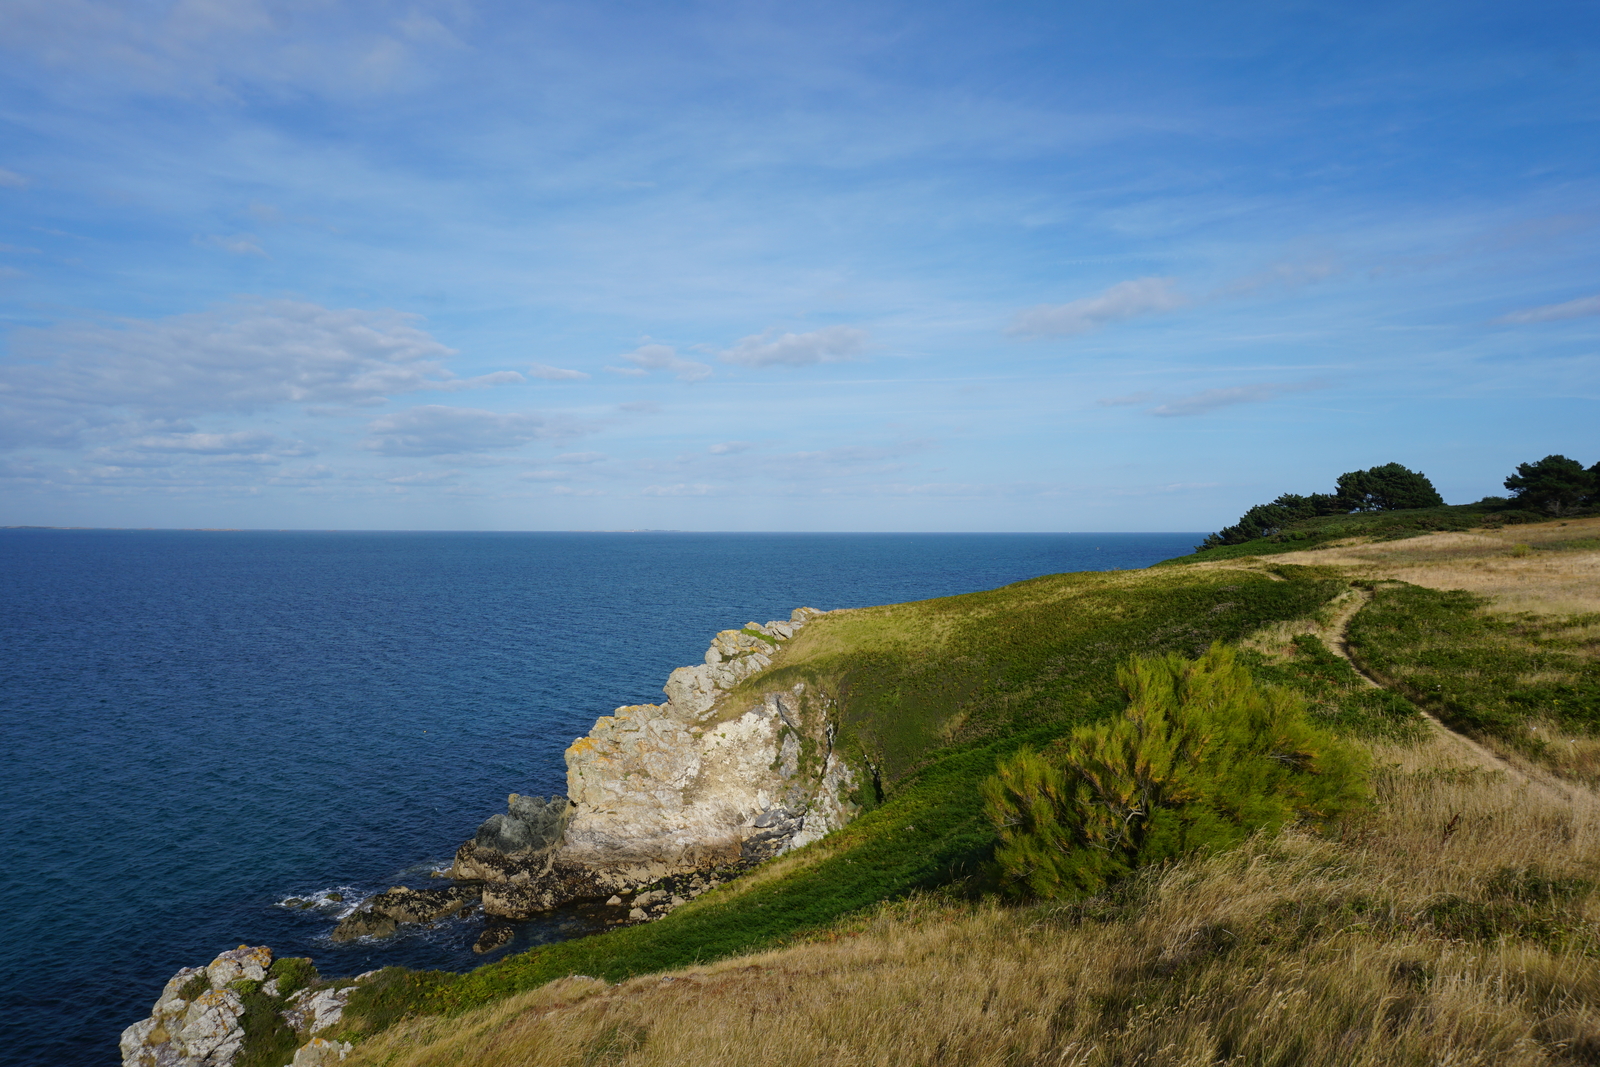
345,727,1600,1067
1272,517,1600,617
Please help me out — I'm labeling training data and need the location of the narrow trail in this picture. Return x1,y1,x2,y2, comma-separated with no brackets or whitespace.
1327,585,1592,811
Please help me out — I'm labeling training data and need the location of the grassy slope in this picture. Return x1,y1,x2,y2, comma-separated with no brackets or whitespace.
340,562,1348,1035
1159,501,1547,565
339,527,1600,1067
1349,582,1600,778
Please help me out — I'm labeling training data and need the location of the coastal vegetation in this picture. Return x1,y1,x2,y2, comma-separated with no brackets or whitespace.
271,498,1598,1065
1190,455,1600,558
983,646,1367,898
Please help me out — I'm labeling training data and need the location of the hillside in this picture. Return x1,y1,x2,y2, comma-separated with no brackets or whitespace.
309,517,1598,1065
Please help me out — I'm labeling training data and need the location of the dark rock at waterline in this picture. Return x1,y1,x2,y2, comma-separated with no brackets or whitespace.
331,884,480,942
472,794,574,856
472,924,515,954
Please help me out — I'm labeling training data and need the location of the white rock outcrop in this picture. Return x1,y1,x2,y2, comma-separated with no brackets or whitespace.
121,947,369,1067
452,607,862,918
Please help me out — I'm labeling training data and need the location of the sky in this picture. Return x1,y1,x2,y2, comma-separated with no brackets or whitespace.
0,0,1596,532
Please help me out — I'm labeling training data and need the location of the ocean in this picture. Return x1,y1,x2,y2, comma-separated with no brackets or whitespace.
0,529,1201,1065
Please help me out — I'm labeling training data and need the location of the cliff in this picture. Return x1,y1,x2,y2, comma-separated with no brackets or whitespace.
443,606,860,920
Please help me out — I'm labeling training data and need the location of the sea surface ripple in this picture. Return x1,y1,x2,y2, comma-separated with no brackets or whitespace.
0,529,1199,1065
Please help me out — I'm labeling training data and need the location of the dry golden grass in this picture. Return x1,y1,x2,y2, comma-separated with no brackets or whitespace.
1271,518,1600,618
346,722,1600,1067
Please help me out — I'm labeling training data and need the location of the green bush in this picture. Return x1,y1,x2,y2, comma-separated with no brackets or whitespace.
267,956,319,998
982,645,1367,899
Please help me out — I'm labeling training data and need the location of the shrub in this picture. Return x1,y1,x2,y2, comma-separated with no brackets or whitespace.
982,645,1367,899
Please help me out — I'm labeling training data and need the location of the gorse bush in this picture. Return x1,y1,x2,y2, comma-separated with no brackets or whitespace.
982,645,1367,899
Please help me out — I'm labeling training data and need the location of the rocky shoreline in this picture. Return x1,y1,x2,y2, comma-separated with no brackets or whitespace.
123,606,860,1066
333,605,859,939
121,946,366,1067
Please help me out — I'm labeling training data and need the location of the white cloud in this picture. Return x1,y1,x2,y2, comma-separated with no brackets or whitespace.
123,430,305,455
359,405,559,455
0,0,457,99
1096,390,1156,407
434,371,525,390
607,344,712,382
0,300,528,452
1216,253,1340,297
1009,277,1187,337
194,233,268,257
384,470,461,485
529,362,590,381
1494,293,1600,325
619,401,662,413
709,441,754,454
1149,381,1323,417
4,300,461,420
720,325,867,368
0,168,28,189
555,451,607,463
641,483,725,496
759,442,930,481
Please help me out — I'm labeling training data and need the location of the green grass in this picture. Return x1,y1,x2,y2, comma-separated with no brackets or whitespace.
1160,502,1550,565
1244,634,1425,743
1345,582,1600,745
340,562,1347,1037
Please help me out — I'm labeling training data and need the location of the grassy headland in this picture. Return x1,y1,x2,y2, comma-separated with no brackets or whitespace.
330,512,1600,1066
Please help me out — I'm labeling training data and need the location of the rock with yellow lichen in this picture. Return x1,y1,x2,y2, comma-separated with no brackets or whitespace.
449,606,860,919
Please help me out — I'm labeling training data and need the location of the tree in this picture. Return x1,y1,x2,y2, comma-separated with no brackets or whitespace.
1504,455,1595,516
1199,491,1346,548
1334,463,1444,512
981,645,1367,899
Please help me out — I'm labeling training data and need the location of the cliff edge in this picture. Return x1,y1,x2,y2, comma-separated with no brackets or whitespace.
446,606,860,919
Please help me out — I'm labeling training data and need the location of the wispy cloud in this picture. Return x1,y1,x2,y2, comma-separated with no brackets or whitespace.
709,441,754,454
359,405,564,455
0,168,29,189
1096,390,1156,408
606,344,711,382
1009,278,1187,338
721,325,867,367
1149,381,1325,417
528,362,590,381
194,233,268,257
1214,253,1341,298
1494,293,1600,325
641,483,725,496
1,301,463,429
122,430,309,456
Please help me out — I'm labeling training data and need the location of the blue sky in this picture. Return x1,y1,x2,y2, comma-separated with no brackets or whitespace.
1,0,1596,531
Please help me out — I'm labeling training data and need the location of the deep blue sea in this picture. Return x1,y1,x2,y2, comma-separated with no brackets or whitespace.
0,529,1200,1065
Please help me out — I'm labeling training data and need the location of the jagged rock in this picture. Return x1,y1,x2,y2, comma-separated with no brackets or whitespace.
450,607,860,922
473,925,516,954
207,944,271,988
451,794,575,883
283,986,352,1034
331,884,480,942
292,1037,353,1066
120,947,269,1067
123,951,378,1067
